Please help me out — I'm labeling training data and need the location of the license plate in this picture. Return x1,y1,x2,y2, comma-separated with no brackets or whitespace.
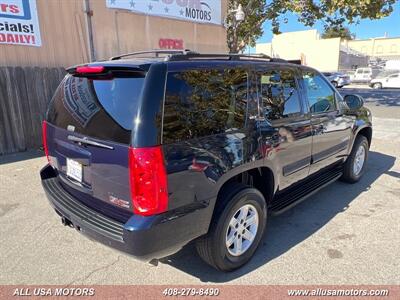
66,158,82,182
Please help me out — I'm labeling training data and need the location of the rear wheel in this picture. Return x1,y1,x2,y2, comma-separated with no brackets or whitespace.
341,135,369,183
196,183,267,272
372,82,382,89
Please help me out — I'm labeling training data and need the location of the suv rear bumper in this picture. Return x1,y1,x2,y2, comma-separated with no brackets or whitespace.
40,164,211,261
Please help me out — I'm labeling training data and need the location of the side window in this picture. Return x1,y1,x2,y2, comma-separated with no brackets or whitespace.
302,71,336,114
163,68,248,143
258,68,302,120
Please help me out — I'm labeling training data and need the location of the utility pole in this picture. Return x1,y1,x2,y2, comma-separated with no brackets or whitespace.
83,0,96,62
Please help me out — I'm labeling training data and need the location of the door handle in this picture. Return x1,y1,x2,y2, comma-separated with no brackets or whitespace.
249,115,266,121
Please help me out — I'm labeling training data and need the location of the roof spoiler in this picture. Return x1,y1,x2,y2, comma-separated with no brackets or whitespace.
66,64,146,77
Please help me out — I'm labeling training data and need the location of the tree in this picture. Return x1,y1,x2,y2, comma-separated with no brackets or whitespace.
227,0,396,53
226,0,266,55
321,26,355,40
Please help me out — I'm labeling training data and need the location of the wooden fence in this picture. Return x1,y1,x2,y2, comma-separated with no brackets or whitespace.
0,67,66,155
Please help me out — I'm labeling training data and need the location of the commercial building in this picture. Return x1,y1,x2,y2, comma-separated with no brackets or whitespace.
0,0,228,155
341,36,400,61
256,29,400,72
0,0,228,68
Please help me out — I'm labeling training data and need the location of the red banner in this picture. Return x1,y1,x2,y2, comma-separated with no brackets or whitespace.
0,285,399,300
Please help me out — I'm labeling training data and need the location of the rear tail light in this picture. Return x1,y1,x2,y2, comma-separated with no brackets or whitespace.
128,146,168,216
42,121,50,163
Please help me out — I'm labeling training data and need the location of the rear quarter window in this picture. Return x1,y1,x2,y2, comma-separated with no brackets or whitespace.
162,68,248,144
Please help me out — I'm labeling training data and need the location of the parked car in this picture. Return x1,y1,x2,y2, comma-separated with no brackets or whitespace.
322,72,351,88
352,67,380,83
346,70,356,81
370,72,400,89
384,60,400,70
40,51,372,272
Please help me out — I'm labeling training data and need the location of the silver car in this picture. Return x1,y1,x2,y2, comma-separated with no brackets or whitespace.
322,72,351,88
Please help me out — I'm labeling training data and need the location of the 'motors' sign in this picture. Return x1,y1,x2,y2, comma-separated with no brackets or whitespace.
162,0,213,22
107,0,221,25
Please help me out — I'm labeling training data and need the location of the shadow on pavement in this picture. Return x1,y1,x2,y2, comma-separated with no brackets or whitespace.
160,151,397,282
0,149,44,165
340,89,400,107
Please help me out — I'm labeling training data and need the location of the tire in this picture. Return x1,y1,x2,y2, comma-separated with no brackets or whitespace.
332,81,338,88
196,183,267,272
372,82,382,89
341,135,369,183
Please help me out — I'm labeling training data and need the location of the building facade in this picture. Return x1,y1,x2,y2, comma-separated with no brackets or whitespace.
256,29,400,72
0,0,228,68
256,30,341,71
341,36,400,61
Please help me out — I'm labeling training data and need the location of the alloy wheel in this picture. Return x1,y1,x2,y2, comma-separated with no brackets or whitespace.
226,204,259,256
353,145,366,176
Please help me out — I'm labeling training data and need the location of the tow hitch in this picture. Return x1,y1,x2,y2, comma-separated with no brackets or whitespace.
61,217,74,228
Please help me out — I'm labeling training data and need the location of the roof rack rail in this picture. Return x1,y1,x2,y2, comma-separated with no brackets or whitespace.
109,50,290,64
110,49,198,60
167,52,287,63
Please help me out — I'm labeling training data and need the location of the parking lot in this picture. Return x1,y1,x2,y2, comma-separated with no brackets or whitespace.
1,89,399,285
341,87,400,119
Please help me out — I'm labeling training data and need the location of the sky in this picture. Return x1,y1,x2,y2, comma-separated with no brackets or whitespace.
256,1,400,44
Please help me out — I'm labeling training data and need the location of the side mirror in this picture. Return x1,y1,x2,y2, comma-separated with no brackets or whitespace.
344,94,364,110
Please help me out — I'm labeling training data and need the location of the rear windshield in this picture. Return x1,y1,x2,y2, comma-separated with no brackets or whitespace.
47,74,145,144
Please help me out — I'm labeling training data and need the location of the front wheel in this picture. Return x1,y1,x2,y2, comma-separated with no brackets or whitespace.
341,136,369,183
196,184,267,272
372,82,382,89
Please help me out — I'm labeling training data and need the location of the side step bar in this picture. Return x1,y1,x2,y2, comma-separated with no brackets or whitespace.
270,167,343,215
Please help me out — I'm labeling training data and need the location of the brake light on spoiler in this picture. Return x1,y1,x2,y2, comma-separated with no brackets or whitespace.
128,146,168,216
75,66,105,74
66,65,146,78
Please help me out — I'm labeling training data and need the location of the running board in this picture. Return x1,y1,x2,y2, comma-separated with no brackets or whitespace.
270,167,343,216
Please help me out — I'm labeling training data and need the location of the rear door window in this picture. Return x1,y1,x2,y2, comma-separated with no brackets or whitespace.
257,68,302,120
47,73,145,144
163,68,248,144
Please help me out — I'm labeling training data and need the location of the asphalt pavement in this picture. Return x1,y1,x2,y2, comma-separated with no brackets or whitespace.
0,89,399,285
339,87,400,119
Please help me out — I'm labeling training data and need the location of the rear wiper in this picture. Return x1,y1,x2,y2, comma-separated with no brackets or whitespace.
68,135,114,150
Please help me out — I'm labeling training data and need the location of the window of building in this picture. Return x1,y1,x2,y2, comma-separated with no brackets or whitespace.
376,45,384,54
257,69,302,120
163,68,248,143
361,46,367,54
391,44,398,53
302,71,336,114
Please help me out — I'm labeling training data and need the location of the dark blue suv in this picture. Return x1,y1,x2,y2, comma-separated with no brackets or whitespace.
40,50,372,271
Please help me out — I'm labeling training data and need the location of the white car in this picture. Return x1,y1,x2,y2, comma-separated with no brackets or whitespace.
370,73,400,89
352,67,381,83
